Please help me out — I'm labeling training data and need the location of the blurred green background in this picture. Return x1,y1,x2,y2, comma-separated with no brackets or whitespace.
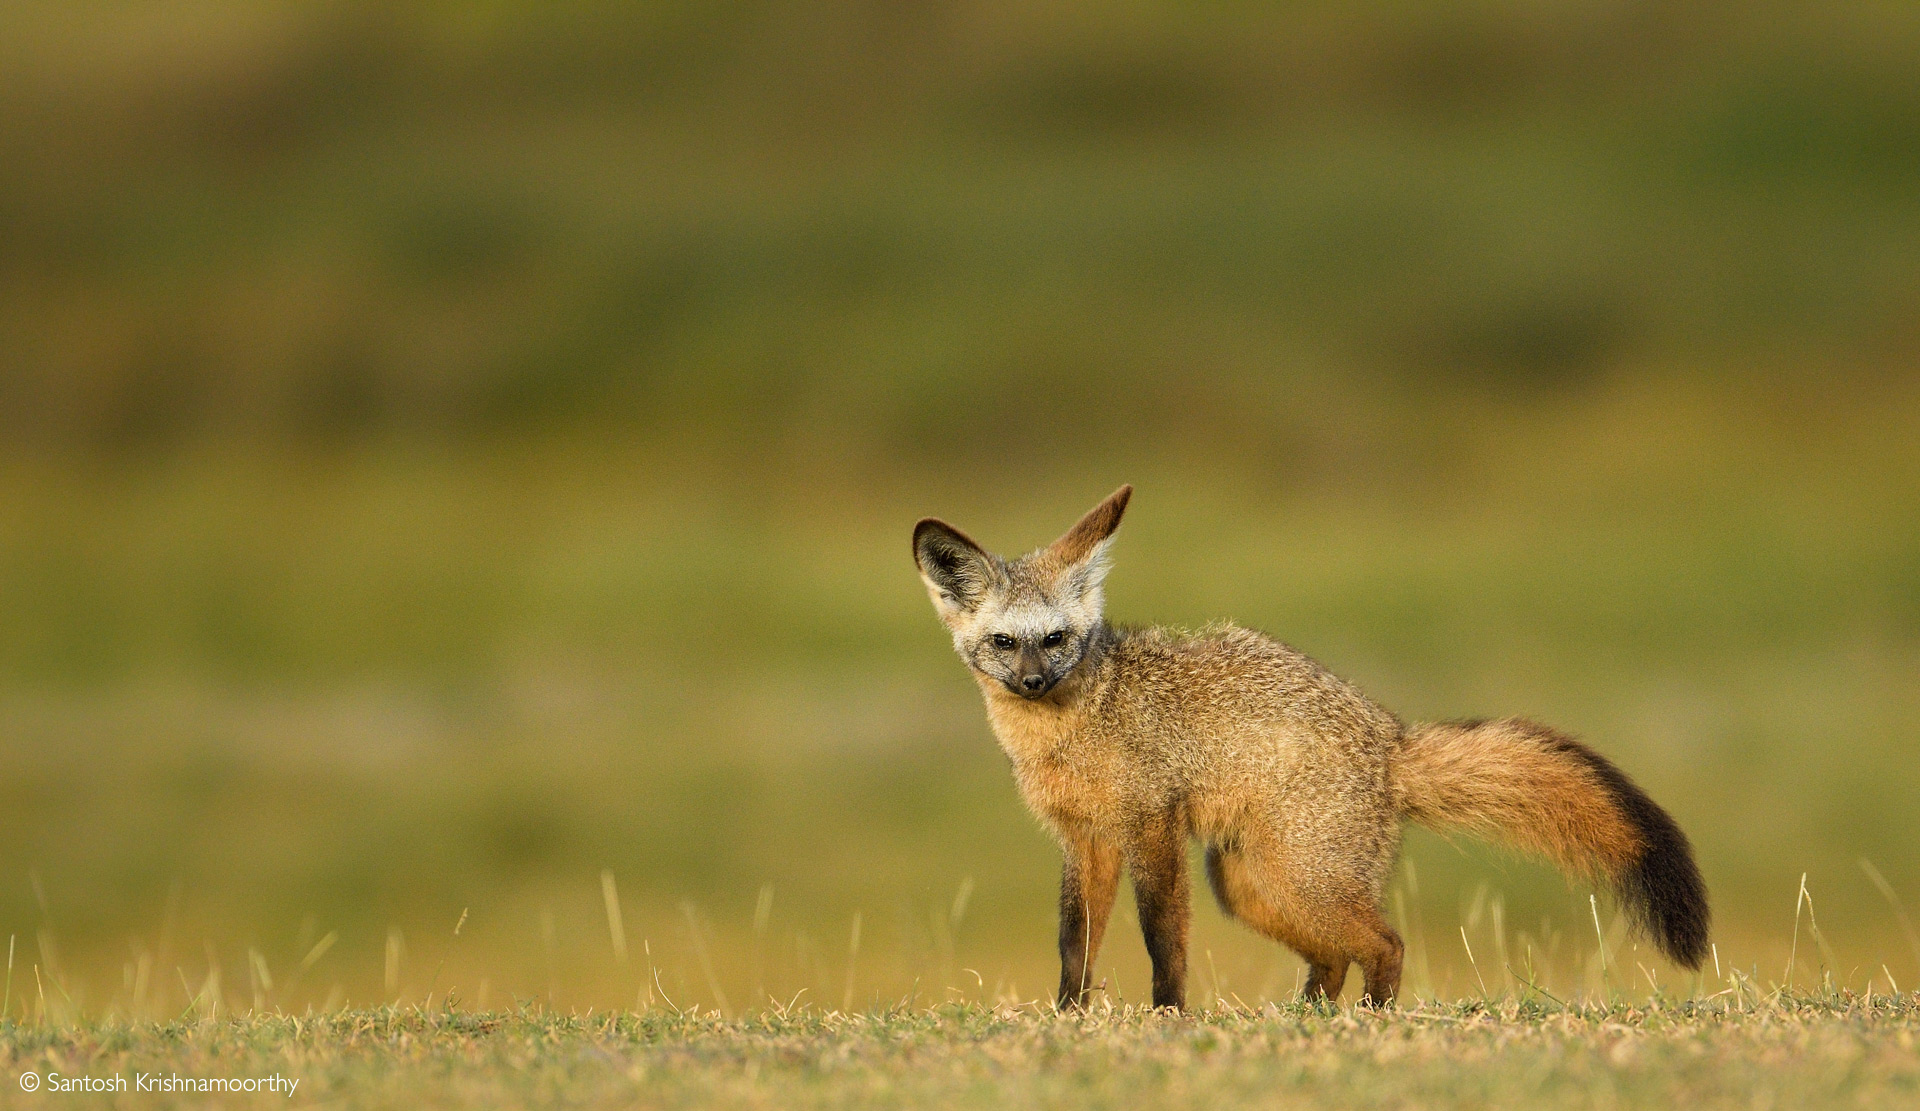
2,1,1918,1016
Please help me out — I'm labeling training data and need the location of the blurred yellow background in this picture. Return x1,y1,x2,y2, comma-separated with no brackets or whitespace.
1,2,1917,1015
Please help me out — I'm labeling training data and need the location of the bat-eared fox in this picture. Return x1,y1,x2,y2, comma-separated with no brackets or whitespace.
913,486,1708,1010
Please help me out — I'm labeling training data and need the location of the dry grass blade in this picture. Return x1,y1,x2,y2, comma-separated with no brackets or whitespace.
1860,859,1920,972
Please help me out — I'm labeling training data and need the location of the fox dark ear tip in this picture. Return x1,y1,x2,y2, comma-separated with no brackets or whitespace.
912,517,946,558
914,517,987,568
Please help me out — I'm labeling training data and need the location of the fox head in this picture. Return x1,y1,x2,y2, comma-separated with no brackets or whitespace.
913,485,1131,700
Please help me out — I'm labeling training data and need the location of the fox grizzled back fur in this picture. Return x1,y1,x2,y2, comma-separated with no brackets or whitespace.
914,485,1709,1009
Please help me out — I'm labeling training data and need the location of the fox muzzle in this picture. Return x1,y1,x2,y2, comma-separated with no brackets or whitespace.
1009,645,1056,698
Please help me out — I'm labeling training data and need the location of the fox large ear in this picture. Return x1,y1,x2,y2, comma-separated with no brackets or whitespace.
1046,485,1131,567
1045,485,1130,598
914,518,999,614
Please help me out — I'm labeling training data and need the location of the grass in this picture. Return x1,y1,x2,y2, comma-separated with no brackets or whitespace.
3,991,1917,1109
1,386,1919,1014
3,8,1918,1101
6,4,1920,447
2,0,1920,1029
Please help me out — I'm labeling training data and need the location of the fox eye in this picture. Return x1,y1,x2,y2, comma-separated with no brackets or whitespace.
991,633,1016,650
1042,631,1065,648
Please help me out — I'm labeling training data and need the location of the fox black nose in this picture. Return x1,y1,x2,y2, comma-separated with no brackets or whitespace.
1022,675,1047,691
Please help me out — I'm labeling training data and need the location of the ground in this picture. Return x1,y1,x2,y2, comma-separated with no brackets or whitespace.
3,993,1916,1109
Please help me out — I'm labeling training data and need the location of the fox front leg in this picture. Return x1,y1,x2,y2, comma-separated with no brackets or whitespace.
1127,818,1191,1010
1056,834,1122,1009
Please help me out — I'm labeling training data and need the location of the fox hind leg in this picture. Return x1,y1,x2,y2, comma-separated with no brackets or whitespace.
1341,903,1404,1006
1206,844,1349,1000
1206,842,1404,1005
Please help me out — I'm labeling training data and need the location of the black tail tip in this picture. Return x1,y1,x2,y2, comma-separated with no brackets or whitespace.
1626,838,1711,968
1547,727,1711,968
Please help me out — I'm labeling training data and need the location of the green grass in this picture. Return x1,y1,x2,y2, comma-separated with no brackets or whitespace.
2,381,1919,1015
4,992,1918,1109
5,4,1920,447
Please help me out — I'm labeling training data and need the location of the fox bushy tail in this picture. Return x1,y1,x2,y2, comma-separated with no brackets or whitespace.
1392,717,1710,968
